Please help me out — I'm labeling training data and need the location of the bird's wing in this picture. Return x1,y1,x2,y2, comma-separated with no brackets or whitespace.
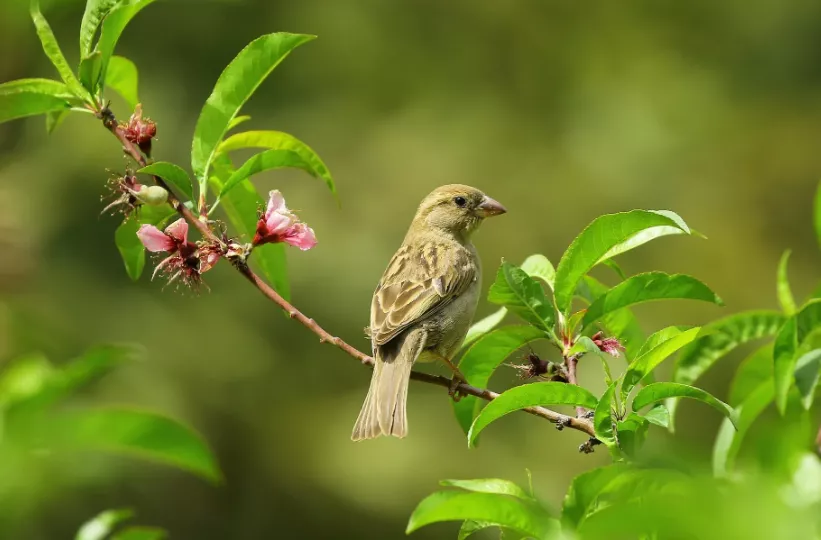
370,242,475,346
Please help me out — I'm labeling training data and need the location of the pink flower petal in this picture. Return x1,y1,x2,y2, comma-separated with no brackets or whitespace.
265,210,294,236
164,218,189,244
264,190,288,220
283,223,317,251
137,224,176,252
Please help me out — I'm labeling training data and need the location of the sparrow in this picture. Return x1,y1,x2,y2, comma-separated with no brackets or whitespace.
352,184,507,441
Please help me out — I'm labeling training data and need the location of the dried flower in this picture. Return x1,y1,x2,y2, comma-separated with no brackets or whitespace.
101,171,168,218
252,190,317,250
121,104,157,157
137,218,211,288
591,331,625,357
508,353,551,380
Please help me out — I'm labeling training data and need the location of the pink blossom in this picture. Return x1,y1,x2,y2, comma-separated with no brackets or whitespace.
136,218,211,288
137,218,190,253
121,104,157,157
252,190,317,250
591,331,625,357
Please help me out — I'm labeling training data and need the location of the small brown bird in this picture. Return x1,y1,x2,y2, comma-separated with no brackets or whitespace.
352,185,507,441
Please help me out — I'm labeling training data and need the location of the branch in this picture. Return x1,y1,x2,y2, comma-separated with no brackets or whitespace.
564,353,587,419
99,108,597,441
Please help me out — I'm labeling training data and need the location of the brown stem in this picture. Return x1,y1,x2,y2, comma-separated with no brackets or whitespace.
565,353,587,418
100,108,597,441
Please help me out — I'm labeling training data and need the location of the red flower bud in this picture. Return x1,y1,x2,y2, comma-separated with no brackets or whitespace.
121,104,157,157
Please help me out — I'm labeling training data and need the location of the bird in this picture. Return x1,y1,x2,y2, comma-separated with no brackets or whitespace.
352,184,507,441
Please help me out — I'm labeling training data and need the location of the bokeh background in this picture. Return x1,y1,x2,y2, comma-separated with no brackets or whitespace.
1,0,821,538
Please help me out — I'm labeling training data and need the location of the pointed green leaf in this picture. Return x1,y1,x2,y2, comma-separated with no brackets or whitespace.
468,382,597,446
191,33,315,187
488,261,555,334
519,253,555,290
593,381,618,447
106,55,139,109
632,382,737,428
97,0,158,82
226,115,251,132
215,149,314,203
79,0,119,57
76,508,134,540
616,413,649,458
79,51,103,95
58,406,221,483
562,463,629,527
712,382,773,476
440,479,533,500
219,130,335,197
30,0,89,99
554,210,692,314
777,250,797,315
210,154,289,299
407,491,555,539
795,347,821,410
642,403,670,428
728,344,773,405
582,272,723,329
452,326,547,436
774,299,821,414
0,78,74,124
139,162,194,201
462,308,507,350
46,108,70,133
458,520,496,540
621,327,702,400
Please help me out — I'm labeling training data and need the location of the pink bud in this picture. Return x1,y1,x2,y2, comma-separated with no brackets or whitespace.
252,190,316,250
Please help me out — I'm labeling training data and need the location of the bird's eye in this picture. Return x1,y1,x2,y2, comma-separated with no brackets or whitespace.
454,196,467,207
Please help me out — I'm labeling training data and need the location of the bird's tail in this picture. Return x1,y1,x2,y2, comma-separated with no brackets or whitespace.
351,347,414,441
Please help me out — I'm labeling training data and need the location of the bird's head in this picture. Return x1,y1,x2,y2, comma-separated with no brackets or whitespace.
412,184,506,238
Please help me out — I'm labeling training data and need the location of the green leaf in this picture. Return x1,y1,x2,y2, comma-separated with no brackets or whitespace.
111,527,167,540
78,51,103,95
105,55,139,109
0,78,74,124
728,344,773,405
774,299,821,414
46,108,70,133
488,262,555,334
30,0,89,100
468,382,597,447
712,381,773,476
616,413,649,458
568,336,613,384
191,33,315,187
227,115,251,132
632,382,737,428
440,479,533,500
642,403,670,428
452,326,545,436
795,348,821,410
519,254,555,290
553,210,691,314
621,327,702,400
593,381,618,446
59,406,221,483
458,520,497,540
406,491,555,539
601,258,627,280
97,0,158,83
210,154,289,299
462,308,507,350
76,508,134,540
777,250,797,315
216,149,315,203
139,162,194,201
79,0,119,57
577,276,645,358
561,463,629,527
0,353,54,408
582,272,723,329
114,205,175,281
218,130,335,197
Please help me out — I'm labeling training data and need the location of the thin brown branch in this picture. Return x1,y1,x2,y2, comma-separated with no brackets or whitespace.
99,108,597,441
565,353,588,419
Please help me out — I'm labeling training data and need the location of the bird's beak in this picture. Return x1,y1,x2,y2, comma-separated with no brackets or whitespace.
475,196,507,218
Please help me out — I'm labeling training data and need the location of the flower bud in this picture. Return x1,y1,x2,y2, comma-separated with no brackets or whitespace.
134,185,168,206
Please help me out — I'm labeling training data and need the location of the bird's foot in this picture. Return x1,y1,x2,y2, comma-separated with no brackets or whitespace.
448,373,468,402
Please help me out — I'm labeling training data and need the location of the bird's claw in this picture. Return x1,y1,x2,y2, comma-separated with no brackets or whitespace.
448,374,468,402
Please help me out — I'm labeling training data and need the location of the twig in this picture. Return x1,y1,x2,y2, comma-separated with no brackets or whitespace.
99,108,597,441
565,353,587,419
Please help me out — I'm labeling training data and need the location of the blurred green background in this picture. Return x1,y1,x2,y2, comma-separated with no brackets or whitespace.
1,0,821,538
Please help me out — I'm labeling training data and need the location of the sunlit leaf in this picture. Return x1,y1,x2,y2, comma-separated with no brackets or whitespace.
774,299,821,414
218,130,335,198
582,272,723,329
407,491,555,539
462,308,507,350
712,382,773,476
621,327,702,400
642,403,670,428
30,0,89,99
453,326,545,436
0,353,54,408
106,55,139,109
79,0,119,57
458,520,496,540
632,382,737,428
97,0,158,82
440,478,533,500
0,78,75,124
216,149,315,203
777,250,797,315
554,210,692,314
58,406,221,483
139,162,194,201
468,382,597,446
519,253,555,290
191,33,315,187
78,51,103,94
226,115,251,132
75,508,133,540
488,261,555,334
728,344,773,405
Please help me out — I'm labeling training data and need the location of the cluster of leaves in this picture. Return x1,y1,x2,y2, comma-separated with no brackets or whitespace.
409,187,821,538
0,345,221,537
